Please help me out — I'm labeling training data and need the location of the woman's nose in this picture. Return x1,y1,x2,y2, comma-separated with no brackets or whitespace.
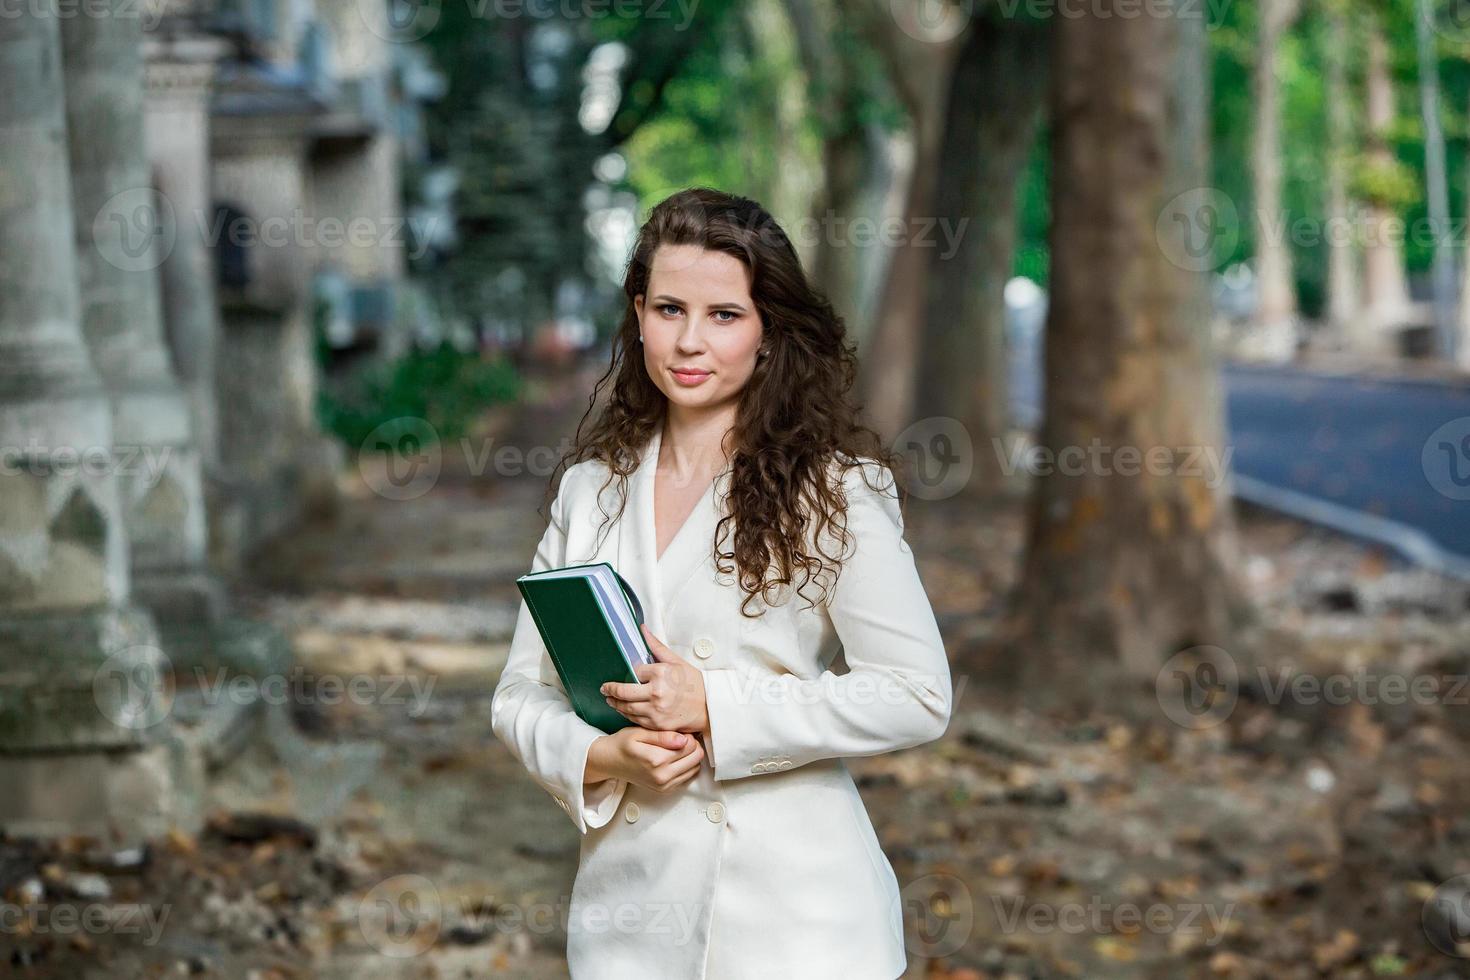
675,324,706,352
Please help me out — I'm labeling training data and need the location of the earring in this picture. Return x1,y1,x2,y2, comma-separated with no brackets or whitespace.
637,334,644,343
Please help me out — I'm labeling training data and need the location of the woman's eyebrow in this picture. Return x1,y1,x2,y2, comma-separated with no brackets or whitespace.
651,294,749,313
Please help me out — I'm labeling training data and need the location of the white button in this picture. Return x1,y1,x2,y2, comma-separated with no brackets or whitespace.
705,802,725,823
625,802,640,823
751,763,766,773
693,638,714,659
777,761,792,770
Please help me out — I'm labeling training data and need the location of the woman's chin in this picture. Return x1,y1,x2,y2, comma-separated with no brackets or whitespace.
662,384,719,406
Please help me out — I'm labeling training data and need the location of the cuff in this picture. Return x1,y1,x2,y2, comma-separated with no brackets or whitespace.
581,774,629,829
703,668,760,781
552,724,627,834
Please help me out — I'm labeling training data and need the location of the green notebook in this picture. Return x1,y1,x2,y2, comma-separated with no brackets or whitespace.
516,562,655,734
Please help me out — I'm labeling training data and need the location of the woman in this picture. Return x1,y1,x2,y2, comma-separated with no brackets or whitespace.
490,188,953,979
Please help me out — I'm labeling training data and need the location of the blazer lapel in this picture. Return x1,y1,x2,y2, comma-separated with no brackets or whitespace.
617,426,665,638
616,423,732,637
657,454,731,615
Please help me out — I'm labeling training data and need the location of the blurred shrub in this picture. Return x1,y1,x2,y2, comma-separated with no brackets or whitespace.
317,342,522,451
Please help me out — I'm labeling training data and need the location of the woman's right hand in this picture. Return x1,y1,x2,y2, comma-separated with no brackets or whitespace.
585,727,705,793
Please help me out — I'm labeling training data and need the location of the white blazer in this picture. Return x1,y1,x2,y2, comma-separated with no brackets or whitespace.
490,424,953,979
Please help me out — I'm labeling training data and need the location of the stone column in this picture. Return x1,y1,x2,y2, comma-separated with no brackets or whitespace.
0,2,178,843
143,38,229,473
60,0,222,630
103,26,291,685
211,120,344,563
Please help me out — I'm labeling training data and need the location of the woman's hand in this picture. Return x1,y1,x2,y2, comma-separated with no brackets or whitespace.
585,726,705,793
600,624,710,733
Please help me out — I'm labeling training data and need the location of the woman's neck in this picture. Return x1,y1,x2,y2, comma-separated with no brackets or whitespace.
660,408,735,484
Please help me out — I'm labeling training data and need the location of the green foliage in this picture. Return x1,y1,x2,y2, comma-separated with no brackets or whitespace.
415,9,608,334
406,0,906,335
1349,151,1423,208
1276,20,1334,318
1208,0,1254,274
405,0,1470,333
621,11,823,221
1014,121,1051,286
618,0,902,230
317,344,522,452
1191,0,1470,315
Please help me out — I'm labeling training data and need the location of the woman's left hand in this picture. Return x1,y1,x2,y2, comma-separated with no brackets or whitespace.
601,624,710,733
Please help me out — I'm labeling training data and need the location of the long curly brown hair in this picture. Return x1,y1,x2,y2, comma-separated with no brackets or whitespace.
548,187,903,618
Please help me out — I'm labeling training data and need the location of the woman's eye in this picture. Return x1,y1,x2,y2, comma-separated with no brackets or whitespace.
659,304,682,317
713,311,737,323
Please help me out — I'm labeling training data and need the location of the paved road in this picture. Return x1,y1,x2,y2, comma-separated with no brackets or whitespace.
1005,307,1470,574
1222,364,1470,576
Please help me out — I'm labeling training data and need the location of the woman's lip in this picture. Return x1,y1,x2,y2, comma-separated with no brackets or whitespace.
670,368,712,386
671,369,711,377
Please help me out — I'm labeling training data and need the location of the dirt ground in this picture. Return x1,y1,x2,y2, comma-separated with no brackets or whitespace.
3,374,1470,979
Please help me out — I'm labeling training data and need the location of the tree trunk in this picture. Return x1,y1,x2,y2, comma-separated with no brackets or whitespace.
852,1,963,442
1360,14,1413,354
786,0,889,339
915,17,1047,495
1007,0,1247,688
1412,0,1456,363
812,126,880,333
1323,0,1360,341
1459,97,1470,368
1252,0,1300,348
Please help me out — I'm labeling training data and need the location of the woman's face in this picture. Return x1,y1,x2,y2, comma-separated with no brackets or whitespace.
635,244,764,415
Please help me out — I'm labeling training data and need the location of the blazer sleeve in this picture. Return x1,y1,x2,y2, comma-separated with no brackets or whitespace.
490,468,629,832
701,461,953,781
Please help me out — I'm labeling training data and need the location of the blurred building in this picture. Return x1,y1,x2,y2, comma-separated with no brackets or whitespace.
145,0,445,564
0,0,443,844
